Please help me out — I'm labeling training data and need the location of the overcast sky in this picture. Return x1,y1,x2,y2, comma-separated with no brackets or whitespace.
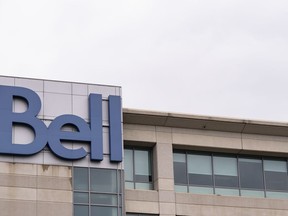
0,0,288,122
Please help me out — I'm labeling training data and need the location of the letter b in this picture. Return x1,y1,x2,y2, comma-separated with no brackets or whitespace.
0,85,47,155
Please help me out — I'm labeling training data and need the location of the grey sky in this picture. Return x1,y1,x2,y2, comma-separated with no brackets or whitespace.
1,0,288,122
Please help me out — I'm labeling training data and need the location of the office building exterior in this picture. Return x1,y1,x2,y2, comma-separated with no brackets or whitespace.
1,76,288,216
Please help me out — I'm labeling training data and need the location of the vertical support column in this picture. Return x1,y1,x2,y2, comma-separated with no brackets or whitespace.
154,126,176,216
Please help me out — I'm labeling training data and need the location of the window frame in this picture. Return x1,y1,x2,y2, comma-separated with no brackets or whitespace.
124,146,154,190
173,150,288,199
73,167,124,216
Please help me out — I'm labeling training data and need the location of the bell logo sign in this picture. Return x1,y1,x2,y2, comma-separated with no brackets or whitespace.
0,85,122,162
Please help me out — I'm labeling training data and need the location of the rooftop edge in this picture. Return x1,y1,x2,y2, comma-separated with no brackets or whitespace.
123,108,288,137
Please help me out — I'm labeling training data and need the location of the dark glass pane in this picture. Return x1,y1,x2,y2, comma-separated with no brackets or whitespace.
118,170,123,193
214,156,237,176
265,171,288,191
135,150,151,176
239,158,264,190
74,192,89,204
125,182,134,189
74,205,88,216
188,154,212,175
90,169,117,193
189,173,213,186
135,182,153,190
189,186,213,194
91,206,117,216
124,149,133,181
264,159,288,191
74,167,88,190
134,174,152,182
91,193,117,205
215,175,238,188
174,162,187,184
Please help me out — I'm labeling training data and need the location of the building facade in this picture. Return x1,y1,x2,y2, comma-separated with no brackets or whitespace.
1,76,288,216
123,109,288,216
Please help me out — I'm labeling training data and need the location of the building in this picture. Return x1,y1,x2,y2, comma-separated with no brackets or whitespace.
1,76,288,216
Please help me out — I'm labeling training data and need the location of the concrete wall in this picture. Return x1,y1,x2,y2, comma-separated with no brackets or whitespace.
123,123,288,216
0,162,72,216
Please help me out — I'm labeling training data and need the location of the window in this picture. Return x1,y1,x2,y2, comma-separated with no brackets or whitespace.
173,151,288,199
214,155,239,196
239,157,264,197
188,153,213,194
124,147,153,190
264,159,288,198
73,167,123,216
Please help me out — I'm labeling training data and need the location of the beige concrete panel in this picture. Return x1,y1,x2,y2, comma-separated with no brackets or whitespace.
176,204,234,216
175,193,288,210
159,203,176,215
159,190,175,203
0,174,36,188
0,199,36,216
0,186,36,201
37,202,72,216
172,129,242,150
242,134,288,154
125,189,159,202
176,204,288,216
37,176,72,190
37,165,72,177
0,155,13,163
124,124,156,131
155,143,174,179
125,200,159,214
155,179,174,191
156,131,173,143
0,162,37,175
124,129,156,143
37,189,72,203
156,126,172,133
